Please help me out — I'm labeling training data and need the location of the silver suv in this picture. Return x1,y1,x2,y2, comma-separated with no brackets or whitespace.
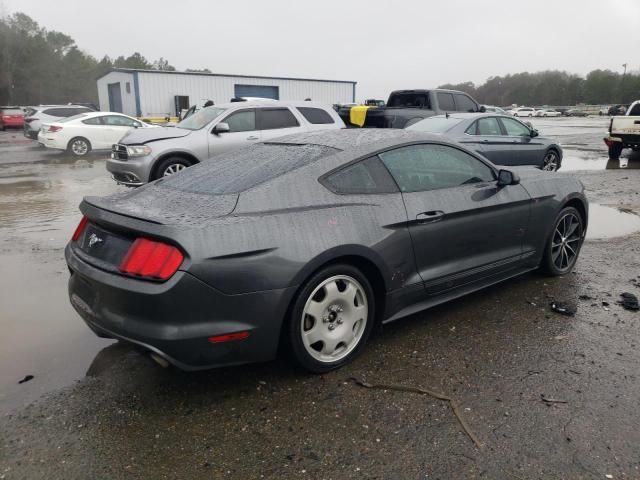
107,101,345,186
24,105,95,140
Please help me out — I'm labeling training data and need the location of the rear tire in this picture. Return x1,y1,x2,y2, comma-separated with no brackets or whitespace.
608,143,623,160
285,264,375,373
542,149,561,171
153,156,193,180
540,207,584,276
68,137,91,156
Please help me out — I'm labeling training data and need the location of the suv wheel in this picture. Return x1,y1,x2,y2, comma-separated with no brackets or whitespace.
153,157,193,180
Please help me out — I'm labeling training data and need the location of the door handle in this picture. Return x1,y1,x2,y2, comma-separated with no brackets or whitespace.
416,210,444,223
247,135,259,140
482,139,489,142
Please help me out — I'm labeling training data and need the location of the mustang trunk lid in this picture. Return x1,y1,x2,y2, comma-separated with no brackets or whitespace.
84,183,238,226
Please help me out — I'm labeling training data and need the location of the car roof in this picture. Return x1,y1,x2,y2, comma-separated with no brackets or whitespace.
422,112,511,121
214,100,334,110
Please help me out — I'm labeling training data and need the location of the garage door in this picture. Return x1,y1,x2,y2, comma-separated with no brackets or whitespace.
234,84,279,100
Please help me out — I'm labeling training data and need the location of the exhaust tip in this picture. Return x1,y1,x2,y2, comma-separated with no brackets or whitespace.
149,352,169,368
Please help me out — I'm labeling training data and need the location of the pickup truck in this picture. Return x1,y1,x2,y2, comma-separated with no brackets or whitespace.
337,89,483,129
604,100,640,159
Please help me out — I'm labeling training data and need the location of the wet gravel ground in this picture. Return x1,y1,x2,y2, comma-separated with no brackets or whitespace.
1,119,640,479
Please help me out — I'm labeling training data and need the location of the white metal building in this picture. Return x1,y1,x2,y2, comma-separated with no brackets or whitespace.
96,68,356,118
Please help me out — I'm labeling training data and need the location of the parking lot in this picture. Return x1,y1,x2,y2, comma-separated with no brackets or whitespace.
1,117,640,479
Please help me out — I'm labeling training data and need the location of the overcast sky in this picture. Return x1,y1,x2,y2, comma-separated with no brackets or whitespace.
2,0,639,100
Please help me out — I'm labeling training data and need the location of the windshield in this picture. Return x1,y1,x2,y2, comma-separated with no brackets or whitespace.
406,116,463,133
177,106,226,130
59,113,88,123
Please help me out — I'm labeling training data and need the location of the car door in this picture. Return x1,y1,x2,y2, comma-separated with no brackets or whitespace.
257,107,305,141
208,108,261,156
378,143,531,295
498,116,546,166
466,116,516,165
78,116,108,148
101,115,139,148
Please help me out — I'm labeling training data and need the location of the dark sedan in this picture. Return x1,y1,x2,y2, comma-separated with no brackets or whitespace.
406,113,563,171
66,130,587,373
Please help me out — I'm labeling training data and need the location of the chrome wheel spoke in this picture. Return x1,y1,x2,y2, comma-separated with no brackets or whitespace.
303,323,324,345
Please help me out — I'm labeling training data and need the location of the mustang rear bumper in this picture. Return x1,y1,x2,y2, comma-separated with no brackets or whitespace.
66,244,295,370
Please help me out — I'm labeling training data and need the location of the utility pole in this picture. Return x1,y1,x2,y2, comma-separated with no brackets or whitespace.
621,63,627,103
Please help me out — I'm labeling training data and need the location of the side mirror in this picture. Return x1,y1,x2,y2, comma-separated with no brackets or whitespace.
479,105,486,113
530,128,539,138
212,122,230,135
497,169,520,187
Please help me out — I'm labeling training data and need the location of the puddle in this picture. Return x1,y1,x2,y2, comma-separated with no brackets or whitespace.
586,204,640,239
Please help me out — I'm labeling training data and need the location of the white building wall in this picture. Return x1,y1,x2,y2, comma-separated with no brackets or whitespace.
96,71,137,115
136,72,354,117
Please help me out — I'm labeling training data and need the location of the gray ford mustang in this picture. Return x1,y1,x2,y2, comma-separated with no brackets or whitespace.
406,113,563,171
66,129,587,373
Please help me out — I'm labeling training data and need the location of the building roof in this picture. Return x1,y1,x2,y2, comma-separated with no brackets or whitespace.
97,68,356,85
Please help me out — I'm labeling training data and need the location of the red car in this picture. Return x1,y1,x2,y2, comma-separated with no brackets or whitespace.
0,107,25,130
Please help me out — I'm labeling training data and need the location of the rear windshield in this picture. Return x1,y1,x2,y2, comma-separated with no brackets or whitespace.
387,93,431,109
177,106,226,130
406,116,464,133
160,143,338,194
1,108,23,115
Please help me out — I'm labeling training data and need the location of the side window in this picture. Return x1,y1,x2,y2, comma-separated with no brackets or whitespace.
103,115,136,127
454,94,477,112
43,108,66,117
500,117,530,136
82,117,103,125
257,108,300,130
629,103,640,116
436,93,455,111
297,107,335,125
223,110,256,132
476,117,502,135
322,156,398,194
379,144,495,192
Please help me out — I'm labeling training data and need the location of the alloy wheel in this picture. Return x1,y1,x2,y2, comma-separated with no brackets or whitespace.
551,212,582,272
163,163,186,176
71,139,88,156
542,151,559,171
301,275,368,363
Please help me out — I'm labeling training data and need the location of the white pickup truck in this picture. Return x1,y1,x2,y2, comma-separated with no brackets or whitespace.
604,100,640,159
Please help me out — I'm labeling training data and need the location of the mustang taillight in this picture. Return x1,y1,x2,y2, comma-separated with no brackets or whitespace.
119,238,184,280
72,216,89,241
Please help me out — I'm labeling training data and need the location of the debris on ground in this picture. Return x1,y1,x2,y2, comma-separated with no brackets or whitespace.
18,375,34,384
578,294,594,300
550,302,577,316
349,377,483,449
540,394,568,405
618,292,639,311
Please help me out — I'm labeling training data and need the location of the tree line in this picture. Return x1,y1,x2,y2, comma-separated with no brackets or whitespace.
439,69,639,107
1,12,638,107
0,12,195,106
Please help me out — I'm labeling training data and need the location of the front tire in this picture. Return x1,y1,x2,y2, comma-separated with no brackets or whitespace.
68,137,91,156
153,156,192,180
285,264,375,373
540,207,584,276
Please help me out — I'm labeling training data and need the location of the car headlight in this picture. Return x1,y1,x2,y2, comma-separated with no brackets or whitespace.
126,145,152,157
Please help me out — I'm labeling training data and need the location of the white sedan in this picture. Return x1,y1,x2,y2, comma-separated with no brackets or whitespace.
535,109,562,117
38,112,158,156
